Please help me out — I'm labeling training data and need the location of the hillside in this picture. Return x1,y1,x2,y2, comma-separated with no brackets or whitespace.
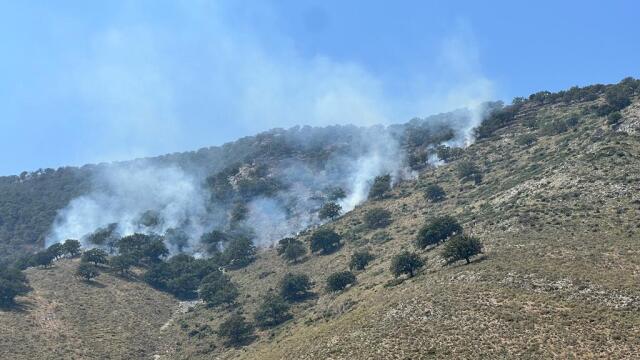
2,78,640,359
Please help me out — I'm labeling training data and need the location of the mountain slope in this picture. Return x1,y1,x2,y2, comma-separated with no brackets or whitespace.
2,79,640,359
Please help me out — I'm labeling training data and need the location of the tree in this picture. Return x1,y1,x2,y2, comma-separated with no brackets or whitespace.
142,238,169,263
326,186,346,201
423,184,446,202
326,271,356,292
435,145,464,163
0,266,31,308
218,314,255,347
441,235,483,265
368,174,392,200
46,243,64,260
310,228,341,255
277,237,297,255
200,230,228,255
33,250,55,268
110,254,136,276
164,228,189,253
254,294,292,328
230,202,249,223
82,248,108,266
279,273,312,302
223,235,256,269
364,208,392,229
319,201,342,220
415,216,463,249
390,252,424,278
76,262,100,281
349,250,374,271
282,240,307,263
86,223,119,253
199,271,239,307
62,239,81,258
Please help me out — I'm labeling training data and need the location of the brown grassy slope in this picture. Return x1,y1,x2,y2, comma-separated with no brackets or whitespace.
163,96,640,359
0,259,177,360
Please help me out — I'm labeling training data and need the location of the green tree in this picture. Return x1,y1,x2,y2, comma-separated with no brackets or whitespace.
390,252,424,278
46,243,65,260
441,235,483,265
82,248,108,266
423,184,446,202
368,174,392,200
254,294,292,328
326,271,356,292
326,187,346,201
200,230,228,255
279,273,312,302
415,216,463,249
277,237,297,255
218,314,255,347
0,266,31,308
76,262,100,281
319,201,342,220
282,240,307,263
349,250,374,271
110,254,136,276
199,271,239,307
223,235,256,268
364,208,392,229
33,250,55,268
164,228,189,253
310,228,341,255
456,160,480,181
62,239,81,258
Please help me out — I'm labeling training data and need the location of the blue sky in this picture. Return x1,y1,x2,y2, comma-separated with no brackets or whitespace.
0,0,638,175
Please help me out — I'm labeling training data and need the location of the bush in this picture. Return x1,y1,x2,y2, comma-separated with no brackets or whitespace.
0,266,31,307
456,161,480,181
349,250,374,271
326,271,356,292
319,202,342,220
143,255,219,299
277,237,297,255
218,314,255,347
607,111,622,125
254,295,291,328
516,134,537,146
279,273,312,302
310,228,341,255
363,208,392,229
110,254,136,276
76,262,100,281
435,145,464,163
415,216,463,249
282,239,307,263
390,252,424,278
368,174,391,200
441,235,483,265
199,271,239,307
81,248,108,266
423,184,446,202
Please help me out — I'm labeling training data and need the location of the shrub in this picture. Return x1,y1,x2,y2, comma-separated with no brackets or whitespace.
364,208,392,229
441,235,483,265
423,184,446,202
326,271,356,292
456,161,480,181
279,273,312,302
282,240,307,263
435,145,464,163
0,266,31,307
607,111,622,125
76,262,100,281
319,202,342,220
349,250,374,271
370,231,392,244
415,216,463,249
277,237,297,255
516,134,537,146
143,256,219,300
390,252,424,278
310,228,341,255
368,174,391,200
254,295,291,328
81,248,109,266
218,314,255,347
199,271,239,307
